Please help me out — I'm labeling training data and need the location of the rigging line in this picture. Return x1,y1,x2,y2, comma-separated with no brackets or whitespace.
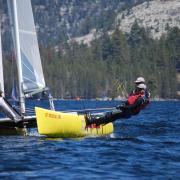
80,99,88,116
62,107,115,113
22,66,35,77
82,99,86,110
23,77,37,85
10,53,19,103
21,59,36,76
11,53,14,90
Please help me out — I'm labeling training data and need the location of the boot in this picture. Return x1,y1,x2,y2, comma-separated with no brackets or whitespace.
85,109,124,126
85,111,113,126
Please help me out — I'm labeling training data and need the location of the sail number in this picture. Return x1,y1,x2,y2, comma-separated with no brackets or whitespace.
45,113,61,119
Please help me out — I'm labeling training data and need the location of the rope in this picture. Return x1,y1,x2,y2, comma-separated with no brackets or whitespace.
62,107,116,113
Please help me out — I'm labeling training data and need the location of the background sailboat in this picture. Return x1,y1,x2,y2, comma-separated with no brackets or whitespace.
7,0,47,114
0,0,54,132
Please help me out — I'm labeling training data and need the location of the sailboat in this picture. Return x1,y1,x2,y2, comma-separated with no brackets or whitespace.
0,0,50,134
0,0,113,137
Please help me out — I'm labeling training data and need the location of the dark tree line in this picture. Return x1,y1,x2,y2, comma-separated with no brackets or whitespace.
40,23,179,99
3,24,180,99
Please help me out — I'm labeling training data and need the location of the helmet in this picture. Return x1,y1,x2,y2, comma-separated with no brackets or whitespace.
137,83,146,90
134,77,145,83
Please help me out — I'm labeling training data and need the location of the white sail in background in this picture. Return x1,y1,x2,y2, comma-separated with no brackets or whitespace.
0,24,4,94
7,0,45,94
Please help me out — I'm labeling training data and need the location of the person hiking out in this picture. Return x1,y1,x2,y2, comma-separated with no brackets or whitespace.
85,79,150,126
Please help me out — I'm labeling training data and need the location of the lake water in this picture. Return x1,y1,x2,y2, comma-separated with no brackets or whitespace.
0,100,179,179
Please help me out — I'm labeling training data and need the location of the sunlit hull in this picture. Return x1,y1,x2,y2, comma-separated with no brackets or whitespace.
35,107,113,138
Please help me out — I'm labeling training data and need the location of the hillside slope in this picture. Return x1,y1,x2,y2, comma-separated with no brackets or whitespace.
0,0,146,46
116,0,180,39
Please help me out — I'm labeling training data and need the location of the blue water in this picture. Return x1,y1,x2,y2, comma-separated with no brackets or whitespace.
0,100,179,179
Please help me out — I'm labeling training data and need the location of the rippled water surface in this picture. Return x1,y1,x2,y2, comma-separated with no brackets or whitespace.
0,101,179,179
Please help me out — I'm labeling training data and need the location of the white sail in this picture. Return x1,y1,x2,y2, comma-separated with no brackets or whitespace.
0,24,4,94
7,0,46,94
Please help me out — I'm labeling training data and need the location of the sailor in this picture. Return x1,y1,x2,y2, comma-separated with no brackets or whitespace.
85,78,150,126
117,83,150,116
0,90,22,122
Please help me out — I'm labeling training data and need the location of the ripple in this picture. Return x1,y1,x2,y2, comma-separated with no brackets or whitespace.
0,101,180,179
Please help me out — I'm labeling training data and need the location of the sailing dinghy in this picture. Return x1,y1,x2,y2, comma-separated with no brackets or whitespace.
0,0,114,137
35,107,113,138
0,0,51,134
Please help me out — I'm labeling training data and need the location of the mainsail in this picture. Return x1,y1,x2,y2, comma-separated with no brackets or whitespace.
7,0,46,94
0,24,4,94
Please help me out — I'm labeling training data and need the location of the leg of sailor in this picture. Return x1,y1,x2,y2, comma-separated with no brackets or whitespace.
86,109,126,125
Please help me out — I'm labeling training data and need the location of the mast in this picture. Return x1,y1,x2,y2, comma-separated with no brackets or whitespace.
12,0,25,114
0,22,4,96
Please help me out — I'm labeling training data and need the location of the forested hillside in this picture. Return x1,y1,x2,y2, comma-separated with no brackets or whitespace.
0,0,179,99
39,24,179,99
0,0,146,46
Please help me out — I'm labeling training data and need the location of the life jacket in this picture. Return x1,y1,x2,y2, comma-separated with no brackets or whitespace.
127,91,150,114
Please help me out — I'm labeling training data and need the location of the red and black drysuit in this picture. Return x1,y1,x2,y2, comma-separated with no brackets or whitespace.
85,90,150,126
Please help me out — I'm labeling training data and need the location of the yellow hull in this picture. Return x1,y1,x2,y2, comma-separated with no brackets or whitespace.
35,107,113,138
